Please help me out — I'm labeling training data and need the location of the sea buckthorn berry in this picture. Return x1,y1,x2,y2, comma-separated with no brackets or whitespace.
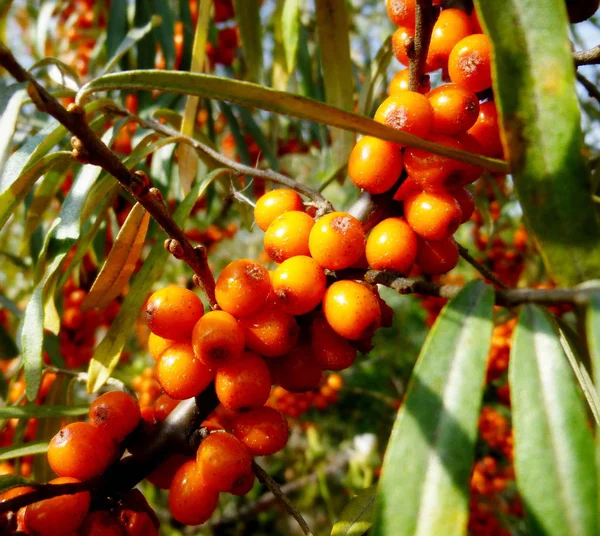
323,281,381,340
416,236,460,275
240,308,299,358
454,133,484,185
471,6,483,33
154,393,179,421
24,477,91,536
156,342,214,399
48,422,118,480
404,190,462,241
254,189,304,231
192,310,245,368
374,93,434,140
196,432,253,493
348,136,403,194
119,508,158,536
147,454,191,489
310,317,357,371
450,187,475,223
232,406,289,455
215,351,271,411
145,286,203,340
427,84,480,136
568,0,600,23
388,69,431,95
230,470,256,496
365,217,418,273
168,460,220,525
391,26,415,66
89,391,141,443
466,100,503,158
309,212,366,271
147,332,175,361
448,34,493,93
393,176,422,201
271,256,326,315
427,8,473,71
264,211,314,263
215,259,271,317
386,0,415,26
327,373,344,391
269,345,323,392
79,511,125,536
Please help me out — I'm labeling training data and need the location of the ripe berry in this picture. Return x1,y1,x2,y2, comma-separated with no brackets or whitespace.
240,308,299,357
231,406,289,455
264,211,314,263
215,351,271,411
271,256,326,315
391,26,415,66
269,344,323,392
147,454,191,489
168,460,220,525
450,187,475,223
156,342,214,399
154,393,179,421
310,316,357,371
448,34,493,93
215,259,271,317
427,84,480,136
48,422,118,480
388,69,431,95
427,8,473,71
322,281,381,340
416,236,460,275
466,100,503,158
348,136,403,194
386,0,416,27
78,511,125,536
196,432,253,493
230,470,256,496
89,391,141,443
147,333,175,361
145,286,203,340
191,310,245,368
404,190,462,240
393,176,422,201
254,189,304,231
365,217,418,273
374,93,434,140
309,212,366,271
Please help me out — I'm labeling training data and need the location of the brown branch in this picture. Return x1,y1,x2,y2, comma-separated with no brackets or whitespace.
409,0,433,93
576,71,600,105
456,243,508,289
0,41,217,307
574,45,600,66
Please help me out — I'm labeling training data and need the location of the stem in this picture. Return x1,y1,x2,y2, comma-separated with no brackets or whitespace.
576,71,600,105
409,0,433,93
573,45,600,66
456,243,508,289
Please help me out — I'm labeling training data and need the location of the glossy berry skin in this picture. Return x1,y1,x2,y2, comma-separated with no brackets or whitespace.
393,176,422,201
427,84,480,136
230,471,256,496
168,460,220,525
196,432,253,493
24,477,91,536
191,310,245,369
254,189,304,231
427,8,473,71
215,351,271,411
156,342,214,400
348,137,403,194
450,187,475,223
147,332,175,361
271,256,326,315
466,100,503,158
240,308,299,358
365,217,418,273
231,406,289,455
89,391,141,443
323,281,381,340
215,259,272,317
448,34,493,93
78,511,125,536
388,69,431,95
404,190,462,241
264,211,314,263
48,422,118,480
374,93,434,140
269,344,323,392
310,316,357,371
391,26,415,66
153,393,179,421
386,0,415,26
148,454,191,490
309,212,366,271
145,286,203,340
416,236,460,275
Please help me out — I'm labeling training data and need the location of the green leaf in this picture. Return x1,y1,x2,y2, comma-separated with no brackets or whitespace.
281,0,300,73
587,292,600,399
373,281,494,536
35,1,56,59
30,57,81,88
233,0,263,83
332,486,376,536
0,441,49,461
510,305,598,535
0,83,28,170
0,405,88,419
0,322,18,360
150,0,175,69
0,474,34,494
77,71,506,171
106,0,129,59
474,0,600,285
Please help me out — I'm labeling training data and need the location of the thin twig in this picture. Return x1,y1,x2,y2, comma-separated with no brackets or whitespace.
576,71,600,105
409,0,433,93
456,243,508,289
574,45,600,66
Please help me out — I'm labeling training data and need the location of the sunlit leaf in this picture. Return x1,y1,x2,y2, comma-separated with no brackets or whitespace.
234,0,263,83
0,405,88,419
0,83,28,170
332,486,376,536
0,441,49,461
281,0,300,73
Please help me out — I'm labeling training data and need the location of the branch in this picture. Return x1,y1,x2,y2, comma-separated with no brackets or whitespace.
0,41,217,307
576,71,600,105
456,243,508,289
409,0,433,93
574,45,600,66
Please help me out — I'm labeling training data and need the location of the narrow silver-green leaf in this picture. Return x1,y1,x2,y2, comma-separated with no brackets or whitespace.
373,281,494,536
332,486,376,536
510,305,598,535
233,0,263,83
0,83,28,170
281,0,300,73
0,441,48,461
0,405,88,419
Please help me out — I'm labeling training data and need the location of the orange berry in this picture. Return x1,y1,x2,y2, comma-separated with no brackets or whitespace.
147,333,176,361
427,84,480,136
269,344,323,392
386,0,415,26
568,0,600,23
215,351,271,411
78,511,125,536
154,393,179,421
348,136,403,194
191,310,245,369
365,217,418,273
264,211,314,263
230,470,255,496
239,308,299,358
231,406,289,455
404,190,462,240
89,391,141,443
391,26,414,66
393,175,422,201
416,236,460,275
145,286,203,340
450,187,475,223
327,373,344,391
254,189,304,231
271,256,326,315
168,460,220,525
215,259,271,317
309,212,366,271
374,93,434,140
388,69,431,95
156,342,214,400
448,34,492,93
196,432,253,493
310,317,357,371
466,100,503,158
427,8,473,71
48,422,118,480
24,477,91,536
322,281,381,340
147,454,191,489
471,6,483,33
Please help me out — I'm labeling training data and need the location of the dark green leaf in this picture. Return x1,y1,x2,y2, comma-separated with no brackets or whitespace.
281,0,300,73
151,0,175,69
332,486,376,536
233,0,263,83
106,0,129,59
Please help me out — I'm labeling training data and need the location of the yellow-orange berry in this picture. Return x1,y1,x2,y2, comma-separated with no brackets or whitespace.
215,259,272,317
264,211,314,263
271,256,326,315
365,217,418,273
404,190,462,240
191,310,245,369
147,332,176,361
386,0,415,27
416,236,460,275
168,460,219,525
427,8,473,71
145,286,203,340
348,136,403,194
269,344,323,392
427,84,480,136
156,342,214,399
310,316,357,371
448,34,492,93
254,189,304,231
374,93,434,140
239,308,299,358
388,69,431,95
89,391,141,443
231,406,289,456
